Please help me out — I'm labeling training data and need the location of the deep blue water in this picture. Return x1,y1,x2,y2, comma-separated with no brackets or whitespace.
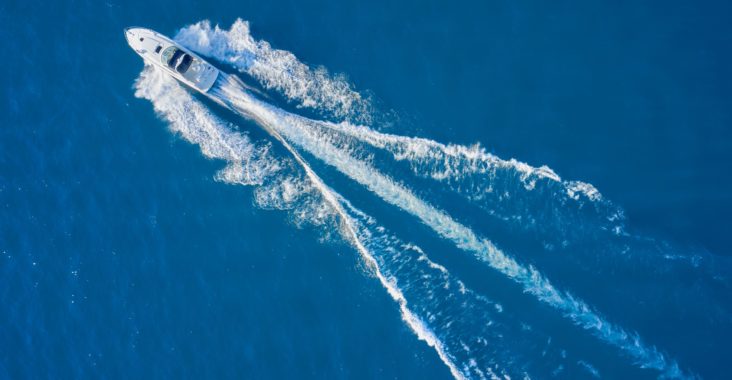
2,0,732,379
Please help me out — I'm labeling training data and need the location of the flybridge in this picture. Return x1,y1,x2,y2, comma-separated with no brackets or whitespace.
124,27,219,93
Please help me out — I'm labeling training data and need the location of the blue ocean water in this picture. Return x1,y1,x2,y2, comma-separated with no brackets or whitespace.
2,0,732,379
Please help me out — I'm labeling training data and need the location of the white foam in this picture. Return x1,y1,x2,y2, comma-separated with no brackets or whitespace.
566,181,602,202
312,121,608,202
577,360,601,378
134,67,339,232
134,67,279,186
212,78,687,379
175,19,372,122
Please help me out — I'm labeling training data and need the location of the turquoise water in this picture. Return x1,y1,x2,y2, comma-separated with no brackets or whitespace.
2,1,731,379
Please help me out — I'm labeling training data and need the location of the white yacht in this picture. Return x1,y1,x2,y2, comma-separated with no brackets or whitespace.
125,27,219,93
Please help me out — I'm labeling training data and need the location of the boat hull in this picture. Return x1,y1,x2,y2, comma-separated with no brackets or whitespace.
125,27,219,93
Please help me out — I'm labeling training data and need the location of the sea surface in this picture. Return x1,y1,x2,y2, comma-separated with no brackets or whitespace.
2,1,732,379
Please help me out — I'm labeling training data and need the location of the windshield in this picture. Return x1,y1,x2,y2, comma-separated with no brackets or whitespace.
161,47,194,74
176,54,193,73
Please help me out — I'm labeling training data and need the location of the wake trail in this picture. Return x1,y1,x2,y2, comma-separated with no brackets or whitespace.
210,75,689,379
170,18,732,378
138,67,599,379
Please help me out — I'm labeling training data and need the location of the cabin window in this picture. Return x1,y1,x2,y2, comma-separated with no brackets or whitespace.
155,45,162,53
176,54,193,74
167,49,184,69
161,46,177,65
160,46,194,74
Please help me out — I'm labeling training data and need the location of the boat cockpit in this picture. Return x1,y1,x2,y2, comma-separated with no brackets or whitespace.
162,46,193,74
